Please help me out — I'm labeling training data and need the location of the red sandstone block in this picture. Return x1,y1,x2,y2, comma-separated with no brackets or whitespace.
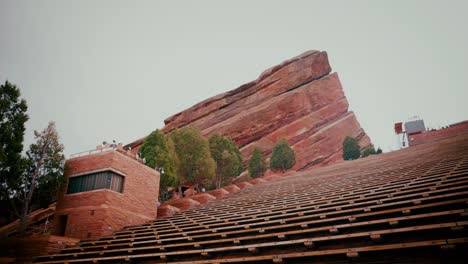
184,188,197,197
283,170,298,176
236,182,253,189
206,188,229,199
157,205,181,218
249,178,267,185
191,193,216,204
223,184,241,193
166,198,200,211
263,169,275,177
263,175,282,182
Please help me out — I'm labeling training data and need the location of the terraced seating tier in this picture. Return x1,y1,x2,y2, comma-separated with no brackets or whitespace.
35,133,468,263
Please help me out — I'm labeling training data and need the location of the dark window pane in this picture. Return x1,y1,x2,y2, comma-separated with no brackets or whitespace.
67,171,124,194
95,172,107,189
110,174,124,193
67,177,80,194
81,174,95,192
106,173,112,189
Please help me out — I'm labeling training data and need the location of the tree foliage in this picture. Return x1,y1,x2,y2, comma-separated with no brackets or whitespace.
208,134,243,188
139,129,178,201
18,122,65,235
1,82,65,234
269,138,296,172
376,147,383,154
361,145,376,158
0,81,28,201
248,147,267,178
361,146,383,158
170,126,215,190
342,136,360,160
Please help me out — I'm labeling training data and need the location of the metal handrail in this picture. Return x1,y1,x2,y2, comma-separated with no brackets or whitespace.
69,146,117,159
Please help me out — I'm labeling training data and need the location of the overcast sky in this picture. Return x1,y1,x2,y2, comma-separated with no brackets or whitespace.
1,0,467,156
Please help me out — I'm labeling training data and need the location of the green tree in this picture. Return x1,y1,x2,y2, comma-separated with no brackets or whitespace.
376,147,383,154
17,122,65,235
361,145,376,158
209,134,243,188
342,136,360,160
0,81,29,201
270,138,296,172
248,147,267,178
139,129,178,201
170,126,215,192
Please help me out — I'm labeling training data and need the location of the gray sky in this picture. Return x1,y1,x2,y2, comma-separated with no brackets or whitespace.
1,0,467,156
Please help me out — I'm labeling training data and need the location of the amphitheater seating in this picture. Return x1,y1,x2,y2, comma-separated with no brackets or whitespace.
34,134,468,263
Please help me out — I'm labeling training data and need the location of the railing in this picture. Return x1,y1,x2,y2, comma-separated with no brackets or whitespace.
69,145,118,159
69,145,144,163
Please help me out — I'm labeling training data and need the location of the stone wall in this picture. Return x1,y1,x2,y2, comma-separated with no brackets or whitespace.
0,235,79,262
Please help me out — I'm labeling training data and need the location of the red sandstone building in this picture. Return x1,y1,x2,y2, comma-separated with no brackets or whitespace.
52,148,160,240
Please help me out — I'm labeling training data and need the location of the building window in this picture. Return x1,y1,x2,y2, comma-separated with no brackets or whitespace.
67,171,124,194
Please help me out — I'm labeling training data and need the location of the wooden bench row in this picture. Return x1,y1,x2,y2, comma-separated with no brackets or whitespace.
35,225,468,263
36,138,468,263
90,185,468,244
38,208,467,260
60,197,468,253
118,169,467,235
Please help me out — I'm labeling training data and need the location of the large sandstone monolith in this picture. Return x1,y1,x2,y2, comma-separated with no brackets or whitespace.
126,50,371,171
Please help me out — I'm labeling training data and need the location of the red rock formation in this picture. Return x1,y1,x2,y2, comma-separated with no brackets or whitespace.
162,50,332,134
157,205,180,218
236,182,253,189
205,188,230,199
191,193,216,204
223,184,241,193
165,198,200,211
249,178,268,185
126,50,371,171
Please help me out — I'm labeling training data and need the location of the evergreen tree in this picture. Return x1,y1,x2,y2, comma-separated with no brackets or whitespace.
361,145,376,158
269,138,296,172
342,136,360,160
248,147,267,178
209,134,243,188
376,147,383,154
139,129,178,201
0,81,28,201
170,126,215,192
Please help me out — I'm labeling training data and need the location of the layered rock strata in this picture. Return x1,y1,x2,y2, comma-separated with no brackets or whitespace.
127,50,371,170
